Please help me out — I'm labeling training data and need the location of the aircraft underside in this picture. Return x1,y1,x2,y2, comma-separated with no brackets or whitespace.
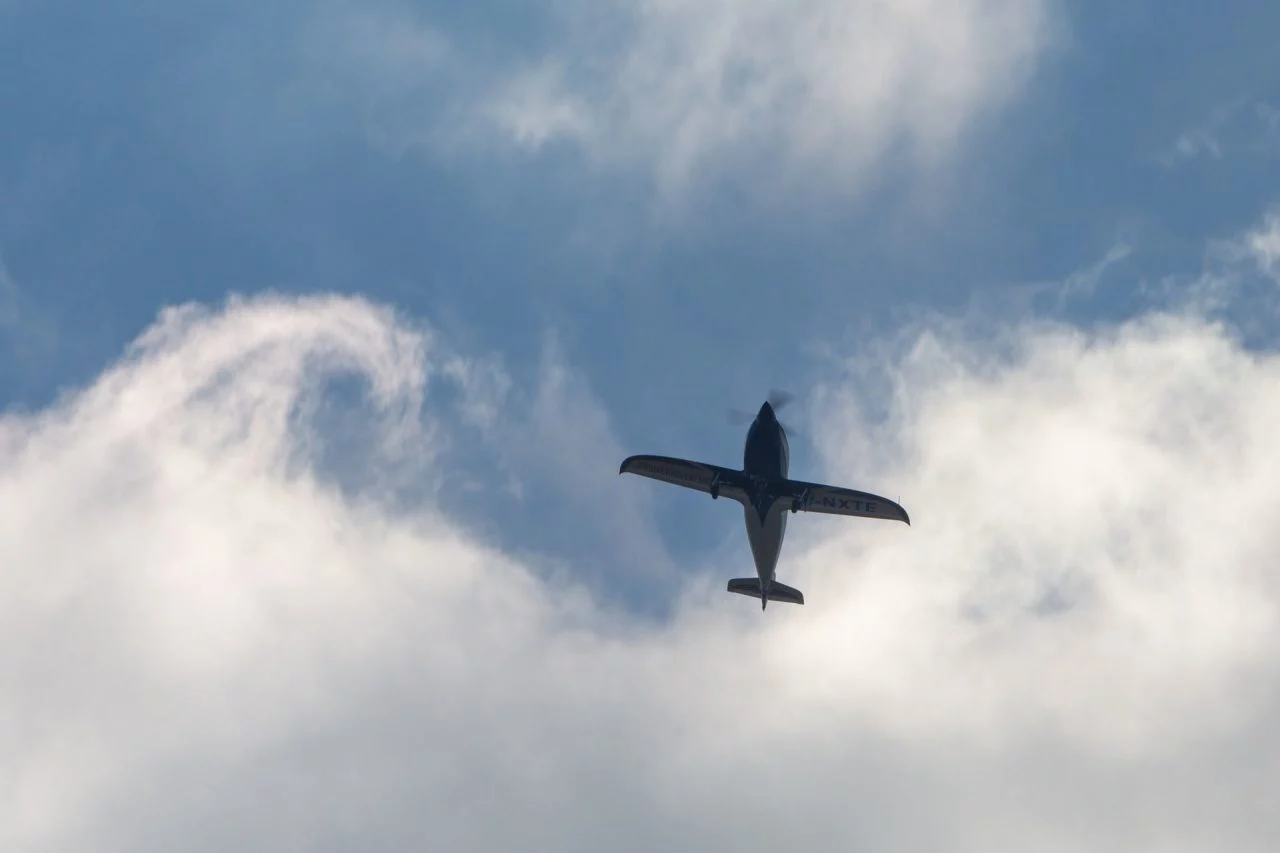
735,496,793,609
618,398,909,610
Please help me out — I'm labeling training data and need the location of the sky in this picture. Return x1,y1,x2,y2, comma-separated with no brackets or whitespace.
2,1,1280,850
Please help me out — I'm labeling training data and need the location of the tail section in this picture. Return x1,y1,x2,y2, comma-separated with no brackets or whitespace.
727,578,804,608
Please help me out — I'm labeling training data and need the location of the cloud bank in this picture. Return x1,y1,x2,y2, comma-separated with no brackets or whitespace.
3,293,1278,851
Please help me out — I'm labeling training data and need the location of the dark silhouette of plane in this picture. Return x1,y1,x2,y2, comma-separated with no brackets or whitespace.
619,393,909,609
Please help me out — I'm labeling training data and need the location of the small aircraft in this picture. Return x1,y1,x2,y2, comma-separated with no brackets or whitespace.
619,392,910,610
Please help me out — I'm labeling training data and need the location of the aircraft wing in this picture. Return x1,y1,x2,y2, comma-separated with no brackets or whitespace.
783,479,910,525
619,455,749,503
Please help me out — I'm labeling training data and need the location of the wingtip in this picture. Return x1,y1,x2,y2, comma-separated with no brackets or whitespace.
896,498,910,526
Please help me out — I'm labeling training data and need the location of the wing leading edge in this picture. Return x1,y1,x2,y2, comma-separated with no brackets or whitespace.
618,455,749,503
783,479,910,525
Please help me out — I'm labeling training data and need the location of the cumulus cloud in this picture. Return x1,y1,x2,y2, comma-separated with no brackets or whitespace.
4,293,1279,851
810,314,1280,732
472,0,1053,197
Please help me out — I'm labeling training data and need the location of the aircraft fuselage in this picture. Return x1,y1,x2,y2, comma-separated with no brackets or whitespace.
742,401,789,603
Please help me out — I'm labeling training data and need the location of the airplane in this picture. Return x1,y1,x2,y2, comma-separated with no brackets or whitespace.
618,394,910,610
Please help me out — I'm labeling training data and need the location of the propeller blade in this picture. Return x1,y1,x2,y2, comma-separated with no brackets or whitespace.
729,391,799,428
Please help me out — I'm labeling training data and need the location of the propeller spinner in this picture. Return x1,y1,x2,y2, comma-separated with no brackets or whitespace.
728,389,799,433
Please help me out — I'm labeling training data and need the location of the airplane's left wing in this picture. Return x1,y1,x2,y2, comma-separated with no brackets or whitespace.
619,455,749,503
782,479,911,525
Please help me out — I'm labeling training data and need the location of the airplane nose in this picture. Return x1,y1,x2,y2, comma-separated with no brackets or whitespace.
759,401,774,420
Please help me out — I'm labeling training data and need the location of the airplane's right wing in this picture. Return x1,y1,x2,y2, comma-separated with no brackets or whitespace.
783,479,911,525
619,455,749,503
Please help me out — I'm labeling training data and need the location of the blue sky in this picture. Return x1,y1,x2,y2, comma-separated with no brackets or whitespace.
3,1,1273,404
4,0,1277,583
4,1,1280,849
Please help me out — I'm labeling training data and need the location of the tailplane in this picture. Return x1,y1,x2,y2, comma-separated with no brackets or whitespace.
727,578,804,607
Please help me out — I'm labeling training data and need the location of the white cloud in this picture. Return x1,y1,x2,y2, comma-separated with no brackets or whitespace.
472,0,1052,198
811,314,1280,742
3,293,1279,850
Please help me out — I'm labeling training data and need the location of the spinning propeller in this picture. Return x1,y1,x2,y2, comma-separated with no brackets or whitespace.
727,388,799,434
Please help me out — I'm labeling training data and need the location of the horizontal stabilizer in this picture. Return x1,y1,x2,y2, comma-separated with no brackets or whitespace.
727,578,804,605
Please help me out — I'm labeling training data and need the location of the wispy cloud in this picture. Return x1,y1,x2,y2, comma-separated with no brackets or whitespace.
471,0,1052,200
953,208,1280,344
0,250,58,391
1159,96,1280,166
1244,208,1280,280
1185,204,1280,324
114,0,1051,218
440,331,681,604
926,239,1135,333
0,252,17,329
3,292,1278,850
